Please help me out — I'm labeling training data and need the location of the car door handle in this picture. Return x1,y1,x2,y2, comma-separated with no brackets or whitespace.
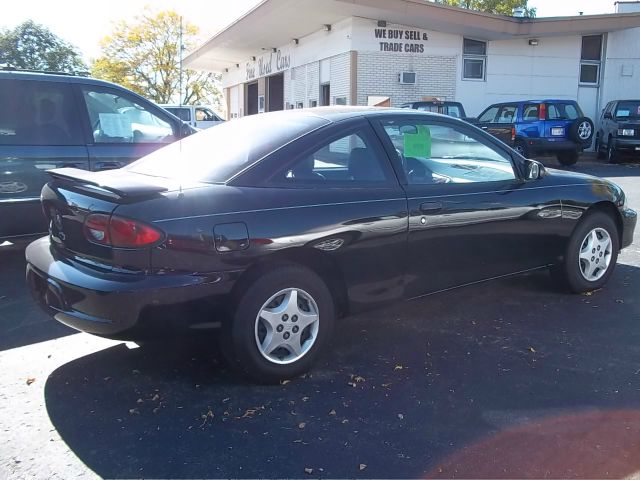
419,202,443,213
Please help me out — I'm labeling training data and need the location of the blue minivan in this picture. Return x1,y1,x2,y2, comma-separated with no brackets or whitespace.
473,99,594,166
0,69,194,242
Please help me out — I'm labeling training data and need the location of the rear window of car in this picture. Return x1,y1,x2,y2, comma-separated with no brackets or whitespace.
614,101,640,119
547,103,580,120
166,107,191,121
127,113,329,183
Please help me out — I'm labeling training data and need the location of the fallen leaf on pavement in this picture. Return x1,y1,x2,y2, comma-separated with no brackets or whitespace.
394,364,404,371
298,422,306,429
129,408,140,415
528,347,536,353
359,464,367,471
328,409,337,416
280,379,291,385
26,377,35,386
304,467,313,474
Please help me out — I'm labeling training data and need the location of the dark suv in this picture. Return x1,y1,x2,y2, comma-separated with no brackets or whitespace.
596,100,640,163
473,100,594,166
0,69,193,242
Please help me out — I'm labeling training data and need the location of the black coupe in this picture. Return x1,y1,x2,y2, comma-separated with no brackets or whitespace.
26,107,637,381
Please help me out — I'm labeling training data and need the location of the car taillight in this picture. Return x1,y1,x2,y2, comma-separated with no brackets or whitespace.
84,214,163,248
511,126,516,141
539,103,546,121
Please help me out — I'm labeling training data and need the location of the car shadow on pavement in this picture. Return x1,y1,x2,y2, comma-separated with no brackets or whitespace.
44,265,640,479
0,244,74,351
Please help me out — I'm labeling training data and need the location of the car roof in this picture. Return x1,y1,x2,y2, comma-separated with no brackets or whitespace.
250,106,453,123
0,69,135,90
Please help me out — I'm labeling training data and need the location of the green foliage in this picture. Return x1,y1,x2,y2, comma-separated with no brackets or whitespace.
92,9,221,107
435,0,536,16
0,20,87,73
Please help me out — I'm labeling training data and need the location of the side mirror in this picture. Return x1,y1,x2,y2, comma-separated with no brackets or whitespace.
525,159,545,180
604,112,612,120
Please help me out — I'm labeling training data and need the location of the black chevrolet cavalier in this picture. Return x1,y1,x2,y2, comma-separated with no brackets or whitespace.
26,107,637,381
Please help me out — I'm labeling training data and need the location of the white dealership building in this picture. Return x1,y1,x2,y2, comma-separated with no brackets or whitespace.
185,0,640,123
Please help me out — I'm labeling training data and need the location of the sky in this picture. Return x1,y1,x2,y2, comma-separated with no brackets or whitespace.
0,0,619,63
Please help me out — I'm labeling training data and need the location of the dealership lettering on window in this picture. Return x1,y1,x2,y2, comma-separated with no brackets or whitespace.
375,28,428,53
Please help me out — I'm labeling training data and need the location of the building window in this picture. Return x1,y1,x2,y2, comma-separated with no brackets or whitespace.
334,97,347,106
309,100,317,108
296,102,304,109
463,38,486,81
580,35,602,85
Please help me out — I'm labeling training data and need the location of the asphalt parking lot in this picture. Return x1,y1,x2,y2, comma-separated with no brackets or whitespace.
1,156,640,479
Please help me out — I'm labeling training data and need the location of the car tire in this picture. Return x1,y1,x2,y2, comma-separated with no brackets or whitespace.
514,140,529,158
569,117,594,144
607,139,619,164
221,264,335,383
556,150,579,166
553,211,619,293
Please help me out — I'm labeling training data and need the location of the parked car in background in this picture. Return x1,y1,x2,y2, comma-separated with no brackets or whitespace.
26,107,636,382
595,99,640,163
401,99,467,119
472,100,594,166
160,104,225,129
0,69,194,242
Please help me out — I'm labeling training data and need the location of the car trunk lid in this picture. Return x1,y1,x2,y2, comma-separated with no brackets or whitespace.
41,168,178,271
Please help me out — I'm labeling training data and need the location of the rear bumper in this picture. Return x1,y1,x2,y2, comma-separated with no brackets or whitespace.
621,207,637,250
25,237,239,340
524,138,579,153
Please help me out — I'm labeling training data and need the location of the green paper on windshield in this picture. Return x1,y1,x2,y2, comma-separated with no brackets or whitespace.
403,125,431,157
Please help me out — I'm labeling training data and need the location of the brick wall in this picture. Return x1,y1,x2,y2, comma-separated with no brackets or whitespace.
356,52,457,106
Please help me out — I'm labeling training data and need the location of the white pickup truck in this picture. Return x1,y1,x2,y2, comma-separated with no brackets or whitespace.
159,105,224,130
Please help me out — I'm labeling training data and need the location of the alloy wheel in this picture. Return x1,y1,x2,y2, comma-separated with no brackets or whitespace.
254,288,320,365
578,227,612,282
577,121,592,141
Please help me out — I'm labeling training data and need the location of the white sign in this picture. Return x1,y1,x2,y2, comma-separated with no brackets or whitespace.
374,27,429,53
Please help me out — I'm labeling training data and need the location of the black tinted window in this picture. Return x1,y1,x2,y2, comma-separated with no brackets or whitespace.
463,38,486,55
275,129,394,186
581,35,602,61
128,112,328,183
166,107,191,121
0,79,83,146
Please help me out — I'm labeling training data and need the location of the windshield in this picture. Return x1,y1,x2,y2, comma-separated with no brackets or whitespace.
615,101,640,119
127,112,328,183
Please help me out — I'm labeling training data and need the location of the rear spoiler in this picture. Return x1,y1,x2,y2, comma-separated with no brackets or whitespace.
48,168,168,198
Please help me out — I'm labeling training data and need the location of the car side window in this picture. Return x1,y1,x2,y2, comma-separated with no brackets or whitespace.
81,87,176,144
522,104,539,122
0,79,83,146
496,105,517,124
379,119,516,185
195,107,217,122
478,106,499,123
276,129,394,186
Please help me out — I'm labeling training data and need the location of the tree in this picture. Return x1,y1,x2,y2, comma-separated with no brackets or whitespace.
92,10,221,107
434,0,536,16
0,20,87,73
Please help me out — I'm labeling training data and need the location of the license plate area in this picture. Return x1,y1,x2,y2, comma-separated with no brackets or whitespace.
551,127,564,136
